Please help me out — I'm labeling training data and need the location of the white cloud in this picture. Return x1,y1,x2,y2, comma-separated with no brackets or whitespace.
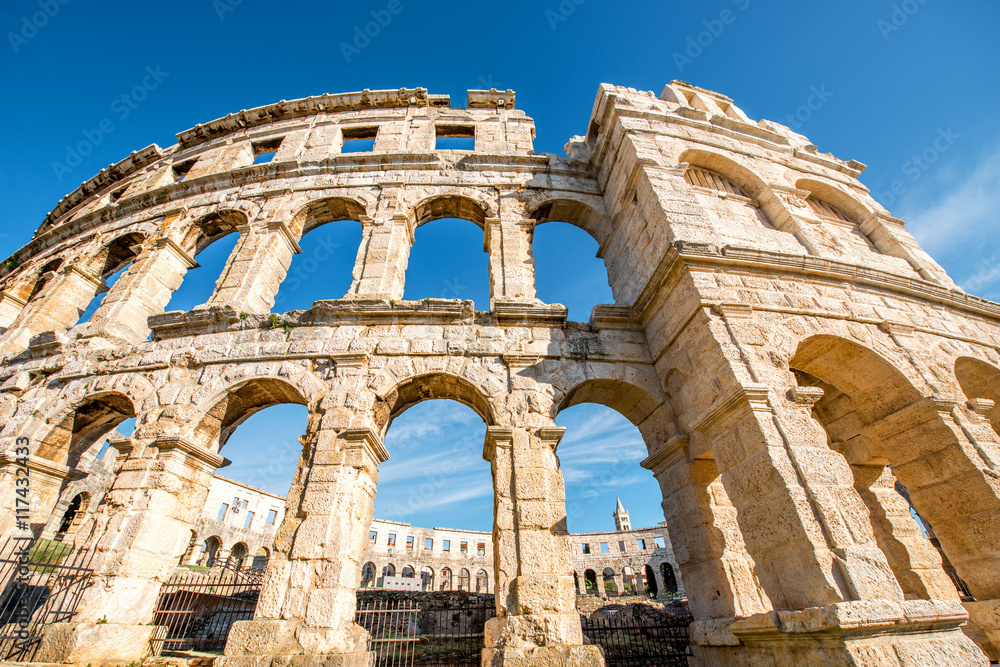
899,143,1000,300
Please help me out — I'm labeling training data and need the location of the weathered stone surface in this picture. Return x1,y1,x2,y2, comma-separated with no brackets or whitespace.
1,82,998,666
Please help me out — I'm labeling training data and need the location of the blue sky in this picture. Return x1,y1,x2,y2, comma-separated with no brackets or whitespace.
4,0,999,532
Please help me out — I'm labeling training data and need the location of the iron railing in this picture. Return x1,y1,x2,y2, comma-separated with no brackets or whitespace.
580,611,692,667
356,597,496,667
151,565,264,654
0,536,95,661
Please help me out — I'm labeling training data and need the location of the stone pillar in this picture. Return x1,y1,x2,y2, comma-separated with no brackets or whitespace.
485,217,537,306
642,436,771,622
0,291,27,330
612,573,624,597
0,265,105,357
205,221,299,314
346,215,410,301
687,382,984,664
575,571,587,596
83,237,198,342
33,435,221,664
482,425,604,666
850,464,960,601
219,426,387,667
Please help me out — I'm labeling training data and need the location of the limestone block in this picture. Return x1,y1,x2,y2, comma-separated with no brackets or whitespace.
33,622,161,664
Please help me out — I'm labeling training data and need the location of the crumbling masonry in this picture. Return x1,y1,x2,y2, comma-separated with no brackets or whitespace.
1,83,999,666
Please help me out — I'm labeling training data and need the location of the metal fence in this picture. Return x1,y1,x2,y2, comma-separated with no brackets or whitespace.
151,564,264,654
580,611,692,667
0,536,95,661
356,597,496,667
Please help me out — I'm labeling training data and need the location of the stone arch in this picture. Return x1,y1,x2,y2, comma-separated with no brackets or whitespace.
383,563,396,577
475,569,489,593
401,565,415,578
528,197,612,247
411,193,491,229
33,390,136,469
190,375,314,452
178,209,249,256
584,569,598,595
84,231,147,279
955,356,1000,435
602,567,616,595
361,561,376,586
421,566,434,591
458,567,471,591
56,491,91,537
644,564,658,598
231,542,249,567
373,371,498,439
555,376,674,452
25,256,65,303
661,562,678,595
439,567,452,591
795,178,873,226
791,334,1000,601
678,148,793,230
287,195,370,239
203,536,222,566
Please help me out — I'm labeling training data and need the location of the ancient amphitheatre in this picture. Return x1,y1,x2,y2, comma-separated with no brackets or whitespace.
0,81,999,666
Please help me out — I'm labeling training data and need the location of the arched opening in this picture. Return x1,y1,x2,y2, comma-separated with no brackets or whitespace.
202,536,222,566
163,211,245,312
790,334,997,602
602,567,617,596
275,198,366,310
77,232,146,325
36,392,137,470
531,220,613,322
230,542,249,568
644,565,658,598
361,562,376,587
404,196,489,307
584,569,598,595
383,563,396,578
401,565,415,579
458,568,471,592
421,566,434,591
955,357,1000,438
439,567,452,591
252,547,271,570
662,563,678,596
26,257,64,303
55,492,90,540
623,566,637,595
476,569,489,593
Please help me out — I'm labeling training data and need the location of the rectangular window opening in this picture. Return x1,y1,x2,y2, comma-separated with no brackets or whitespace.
460,541,468,553
217,503,229,521
582,543,590,555
172,159,197,182
655,536,665,549
636,539,646,550
252,137,283,163
442,540,450,552
369,531,377,542
600,542,609,554
618,541,626,553
477,542,486,556
424,538,433,551
341,126,379,153
406,536,414,549
265,509,277,526
435,124,475,150
244,511,255,529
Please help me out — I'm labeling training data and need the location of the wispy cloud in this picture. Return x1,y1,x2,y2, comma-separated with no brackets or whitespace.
898,142,1000,301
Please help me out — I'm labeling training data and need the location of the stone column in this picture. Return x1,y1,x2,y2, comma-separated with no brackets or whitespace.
850,464,960,601
219,426,387,667
83,237,198,342
482,425,604,666
612,573,624,597
575,571,587,596
642,436,772,621
0,291,27,330
485,217,537,307
346,214,410,301
205,221,299,314
33,435,221,664
0,265,105,357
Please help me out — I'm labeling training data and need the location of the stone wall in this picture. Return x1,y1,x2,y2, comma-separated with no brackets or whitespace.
1,83,997,666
